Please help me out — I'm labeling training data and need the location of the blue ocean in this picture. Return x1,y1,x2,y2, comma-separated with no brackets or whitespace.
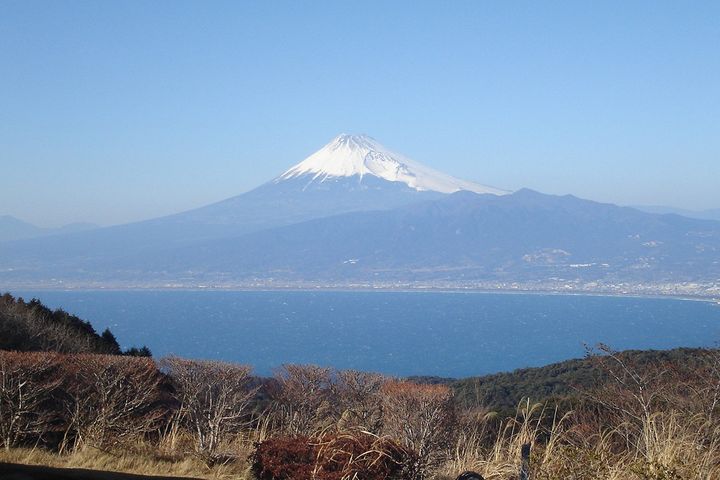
9,290,720,378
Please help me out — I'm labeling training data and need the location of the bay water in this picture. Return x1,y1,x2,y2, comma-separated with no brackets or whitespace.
10,290,720,378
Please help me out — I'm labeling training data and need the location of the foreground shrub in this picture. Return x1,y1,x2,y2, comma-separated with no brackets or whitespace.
335,369,385,433
63,354,166,451
314,432,415,480
271,364,335,436
253,431,415,480
0,351,63,449
381,380,456,478
252,435,316,480
161,357,257,461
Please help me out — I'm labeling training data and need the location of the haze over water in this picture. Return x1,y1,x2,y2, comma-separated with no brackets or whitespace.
11,290,720,378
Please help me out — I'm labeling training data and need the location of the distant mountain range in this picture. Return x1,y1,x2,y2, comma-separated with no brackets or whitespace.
0,215,97,242
1,134,719,291
632,205,720,222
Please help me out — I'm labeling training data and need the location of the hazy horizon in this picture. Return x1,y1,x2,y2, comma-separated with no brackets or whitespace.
2,1,719,227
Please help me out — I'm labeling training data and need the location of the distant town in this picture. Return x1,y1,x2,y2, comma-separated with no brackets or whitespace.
5,279,719,303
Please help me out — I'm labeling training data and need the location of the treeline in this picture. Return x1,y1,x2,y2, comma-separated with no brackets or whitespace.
2,347,720,479
0,352,448,479
0,292,150,356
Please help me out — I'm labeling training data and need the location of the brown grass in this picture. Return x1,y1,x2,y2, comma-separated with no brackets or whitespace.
3,404,720,480
0,440,255,479
436,402,720,480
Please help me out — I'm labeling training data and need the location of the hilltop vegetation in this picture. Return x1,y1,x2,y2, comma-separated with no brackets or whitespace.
1,346,719,479
450,346,712,414
0,292,150,356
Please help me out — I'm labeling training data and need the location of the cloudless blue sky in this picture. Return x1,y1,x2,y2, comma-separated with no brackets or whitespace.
1,1,719,226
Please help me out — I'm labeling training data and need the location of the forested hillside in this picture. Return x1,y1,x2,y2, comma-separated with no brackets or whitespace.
450,346,712,413
0,292,149,356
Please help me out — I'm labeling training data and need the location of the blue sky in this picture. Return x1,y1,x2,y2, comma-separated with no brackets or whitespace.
1,1,719,226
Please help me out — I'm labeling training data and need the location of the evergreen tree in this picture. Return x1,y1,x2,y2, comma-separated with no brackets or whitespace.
101,328,121,354
124,346,152,357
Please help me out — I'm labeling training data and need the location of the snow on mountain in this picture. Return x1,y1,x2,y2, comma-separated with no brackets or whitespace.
277,134,509,195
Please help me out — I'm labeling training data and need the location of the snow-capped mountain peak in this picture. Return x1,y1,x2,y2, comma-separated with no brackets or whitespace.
276,134,509,195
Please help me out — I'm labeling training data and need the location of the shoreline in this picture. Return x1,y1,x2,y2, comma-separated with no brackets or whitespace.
3,284,719,304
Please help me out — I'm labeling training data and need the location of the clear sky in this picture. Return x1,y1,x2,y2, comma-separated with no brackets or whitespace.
1,1,719,227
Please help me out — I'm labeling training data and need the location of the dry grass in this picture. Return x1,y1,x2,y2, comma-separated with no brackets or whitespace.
0,392,273,480
3,407,720,480
436,401,720,480
0,446,216,478
438,400,570,479
0,437,256,479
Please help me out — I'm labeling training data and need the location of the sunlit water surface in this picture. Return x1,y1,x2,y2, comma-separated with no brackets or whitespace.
11,290,720,378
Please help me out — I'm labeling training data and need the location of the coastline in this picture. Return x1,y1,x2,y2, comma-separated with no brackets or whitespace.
3,283,719,305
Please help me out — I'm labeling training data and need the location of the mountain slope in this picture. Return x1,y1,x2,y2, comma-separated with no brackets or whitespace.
3,189,719,286
142,189,720,284
0,216,44,242
0,134,506,283
168,133,506,232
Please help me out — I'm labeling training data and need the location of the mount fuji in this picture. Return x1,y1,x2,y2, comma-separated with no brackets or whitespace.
2,134,719,290
0,134,506,282
277,134,507,196
163,134,507,239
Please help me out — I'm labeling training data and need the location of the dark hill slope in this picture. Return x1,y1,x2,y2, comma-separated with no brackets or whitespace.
0,293,148,355
1,189,718,286
147,189,720,283
449,347,714,413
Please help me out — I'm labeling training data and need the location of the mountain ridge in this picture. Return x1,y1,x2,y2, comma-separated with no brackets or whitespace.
1,136,718,292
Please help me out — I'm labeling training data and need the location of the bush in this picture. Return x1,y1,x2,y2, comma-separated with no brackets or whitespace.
253,431,415,480
62,354,167,450
160,357,256,460
0,351,64,449
252,435,316,480
315,432,416,480
271,364,335,436
381,380,456,478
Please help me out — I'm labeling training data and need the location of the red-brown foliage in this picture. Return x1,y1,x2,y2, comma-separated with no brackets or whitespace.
0,350,64,449
253,431,415,480
253,435,316,480
62,354,167,450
